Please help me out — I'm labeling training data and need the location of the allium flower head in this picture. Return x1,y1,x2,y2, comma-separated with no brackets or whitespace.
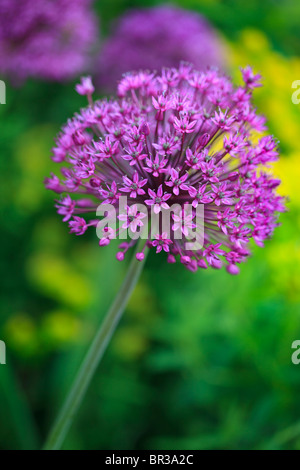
0,0,98,82
96,5,225,92
46,64,285,274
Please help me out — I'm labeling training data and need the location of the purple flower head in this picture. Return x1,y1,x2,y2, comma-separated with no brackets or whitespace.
145,185,172,215
119,172,148,198
46,65,285,274
172,207,196,238
0,0,98,82
144,154,168,177
165,169,189,196
152,233,172,254
118,205,147,233
95,5,226,92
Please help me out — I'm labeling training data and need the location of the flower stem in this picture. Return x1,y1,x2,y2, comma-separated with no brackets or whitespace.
43,241,149,450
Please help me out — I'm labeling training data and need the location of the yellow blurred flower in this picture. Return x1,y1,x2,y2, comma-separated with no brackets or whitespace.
266,237,300,301
273,153,300,206
26,252,93,310
229,27,300,292
229,28,300,154
113,326,149,360
4,313,39,357
239,29,270,53
41,310,82,347
14,125,56,212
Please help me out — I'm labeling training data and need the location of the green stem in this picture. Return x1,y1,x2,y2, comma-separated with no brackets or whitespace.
43,241,149,450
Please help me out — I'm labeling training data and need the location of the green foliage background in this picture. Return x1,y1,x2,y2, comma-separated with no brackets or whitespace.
0,0,300,450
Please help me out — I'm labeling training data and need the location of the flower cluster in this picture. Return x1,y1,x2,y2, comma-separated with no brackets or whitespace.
96,5,225,92
0,0,98,82
46,64,285,274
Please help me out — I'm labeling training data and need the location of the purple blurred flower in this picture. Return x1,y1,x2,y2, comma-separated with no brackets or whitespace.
0,0,98,82
75,76,95,96
95,5,226,92
46,65,285,274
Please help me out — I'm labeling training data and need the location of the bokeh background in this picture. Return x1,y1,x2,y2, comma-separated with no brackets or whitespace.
1,0,300,450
